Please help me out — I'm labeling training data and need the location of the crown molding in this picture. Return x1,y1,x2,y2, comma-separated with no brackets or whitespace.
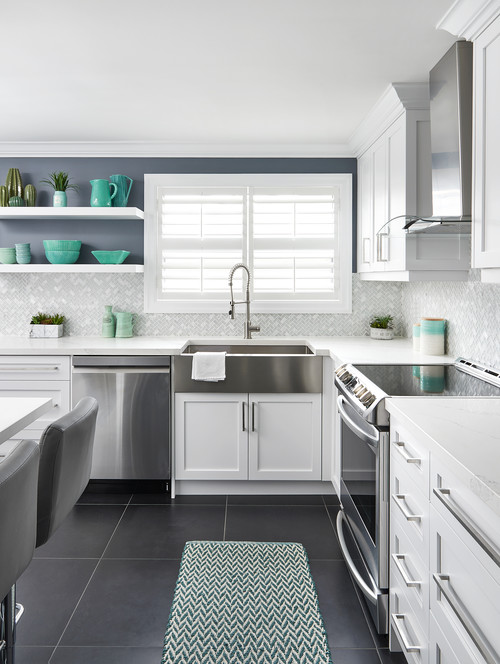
349,83,430,157
437,0,500,39
0,141,355,159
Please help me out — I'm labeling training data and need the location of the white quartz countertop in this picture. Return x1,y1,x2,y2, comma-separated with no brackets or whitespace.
0,335,453,365
386,397,500,517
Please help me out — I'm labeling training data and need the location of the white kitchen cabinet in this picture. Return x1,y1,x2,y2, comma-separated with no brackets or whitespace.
174,393,248,480
389,415,500,664
355,84,470,282
0,356,71,444
472,14,500,281
174,392,321,481
248,393,321,480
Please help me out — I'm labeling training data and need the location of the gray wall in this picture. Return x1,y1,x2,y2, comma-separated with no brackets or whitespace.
0,158,357,267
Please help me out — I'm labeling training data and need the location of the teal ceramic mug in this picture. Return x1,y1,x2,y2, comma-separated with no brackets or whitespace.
114,311,133,338
90,179,118,207
110,175,133,207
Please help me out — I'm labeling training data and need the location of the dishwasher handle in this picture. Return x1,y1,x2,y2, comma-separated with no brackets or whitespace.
73,367,170,375
72,355,171,369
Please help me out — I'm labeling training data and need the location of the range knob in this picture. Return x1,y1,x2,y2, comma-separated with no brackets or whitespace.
353,384,366,396
360,392,374,406
340,372,352,384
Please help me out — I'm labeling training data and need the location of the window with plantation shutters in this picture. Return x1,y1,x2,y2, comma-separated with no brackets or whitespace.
144,174,352,314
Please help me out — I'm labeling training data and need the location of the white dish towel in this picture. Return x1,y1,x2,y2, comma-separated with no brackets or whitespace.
191,352,226,382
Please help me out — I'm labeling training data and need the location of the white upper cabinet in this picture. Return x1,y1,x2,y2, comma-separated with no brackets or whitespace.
438,0,500,282
353,84,470,282
473,14,500,281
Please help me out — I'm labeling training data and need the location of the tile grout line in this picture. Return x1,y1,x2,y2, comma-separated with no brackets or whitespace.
48,495,134,662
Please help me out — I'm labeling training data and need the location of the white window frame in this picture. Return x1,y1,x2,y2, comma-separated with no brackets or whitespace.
144,173,352,314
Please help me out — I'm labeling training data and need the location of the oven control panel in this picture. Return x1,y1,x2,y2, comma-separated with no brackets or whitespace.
334,364,387,424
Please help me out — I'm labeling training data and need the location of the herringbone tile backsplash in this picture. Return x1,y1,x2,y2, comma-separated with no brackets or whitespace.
2,270,499,369
400,270,500,369
0,273,401,338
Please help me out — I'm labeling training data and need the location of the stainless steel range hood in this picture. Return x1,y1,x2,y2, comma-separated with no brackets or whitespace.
392,41,473,234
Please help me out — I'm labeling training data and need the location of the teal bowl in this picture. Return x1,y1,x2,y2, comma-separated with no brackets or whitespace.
91,250,130,265
43,240,82,252
0,248,16,264
45,250,80,264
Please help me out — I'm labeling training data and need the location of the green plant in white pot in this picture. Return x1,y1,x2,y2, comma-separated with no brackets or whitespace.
369,315,394,340
40,171,79,207
29,312,65,338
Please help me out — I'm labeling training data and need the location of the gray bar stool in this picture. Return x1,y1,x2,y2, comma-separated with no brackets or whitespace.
1,396,98,664
0,439,40,664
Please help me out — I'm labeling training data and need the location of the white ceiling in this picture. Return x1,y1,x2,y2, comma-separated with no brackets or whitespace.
2,0,457,154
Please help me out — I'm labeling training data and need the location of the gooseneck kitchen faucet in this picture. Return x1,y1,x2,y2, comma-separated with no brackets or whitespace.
228,263,260,339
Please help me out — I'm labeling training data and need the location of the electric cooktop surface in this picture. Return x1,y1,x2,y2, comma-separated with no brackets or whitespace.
352,364,500,397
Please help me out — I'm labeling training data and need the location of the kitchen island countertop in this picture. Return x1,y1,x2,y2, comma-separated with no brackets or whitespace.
0,335,453,365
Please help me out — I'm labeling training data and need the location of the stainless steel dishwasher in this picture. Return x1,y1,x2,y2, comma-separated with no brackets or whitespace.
72,356,170,482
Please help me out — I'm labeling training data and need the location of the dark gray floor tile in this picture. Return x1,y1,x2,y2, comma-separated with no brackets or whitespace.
228,494,324,505
225,505,341,560
309,560,376,649
34,505,125,558
330,648,381,664
323,493,341,506
131,493,226,505
77,492,132,505
378,648,407,663
16,559,97,646
50,646,163,664
60,559,178,647
15,646,54,664
104,504,225,559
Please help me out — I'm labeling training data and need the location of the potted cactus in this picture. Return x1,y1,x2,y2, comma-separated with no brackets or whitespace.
29,312,65,338
40,171,79,207
369,315,394,340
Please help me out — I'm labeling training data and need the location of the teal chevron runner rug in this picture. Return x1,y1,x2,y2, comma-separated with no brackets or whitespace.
162,540,333,664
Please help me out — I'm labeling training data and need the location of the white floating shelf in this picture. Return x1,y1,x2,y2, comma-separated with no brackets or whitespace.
0,264,144,273
0,207,144,220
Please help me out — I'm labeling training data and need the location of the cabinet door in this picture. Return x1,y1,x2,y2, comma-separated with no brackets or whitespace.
174,393,248,480
473,15,500,268
372,135,388,271
248,393,321,480
358,150,374,272
385,116,407,271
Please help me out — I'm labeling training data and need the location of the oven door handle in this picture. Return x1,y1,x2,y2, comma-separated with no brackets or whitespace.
337,395,379,450
336,510,380,603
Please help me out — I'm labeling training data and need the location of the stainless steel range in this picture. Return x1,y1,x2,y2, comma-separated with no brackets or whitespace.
333,358,500,635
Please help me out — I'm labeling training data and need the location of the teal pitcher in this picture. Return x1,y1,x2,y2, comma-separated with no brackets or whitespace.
110,174,133,207
90,179,118,207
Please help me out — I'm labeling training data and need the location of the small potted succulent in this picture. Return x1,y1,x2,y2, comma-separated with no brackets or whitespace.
40,171,79,207
369,315,394,340
29,312,65,338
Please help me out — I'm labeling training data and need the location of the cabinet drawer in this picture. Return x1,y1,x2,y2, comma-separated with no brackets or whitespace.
391,453,430,567
429,612,476,664
0,356,70,381
0,382,70,429
391,508,429,632
430,505,500,663
431,455,500,581
391,423,430,493
390,584,429,664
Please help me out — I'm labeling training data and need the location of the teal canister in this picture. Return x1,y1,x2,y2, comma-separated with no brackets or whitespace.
101,305,115,337
90,179,118,207
114,311,133,338
110,175,133,207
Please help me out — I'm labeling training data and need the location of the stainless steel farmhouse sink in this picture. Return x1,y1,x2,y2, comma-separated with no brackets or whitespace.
181,343,313,355
175,343,322,393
